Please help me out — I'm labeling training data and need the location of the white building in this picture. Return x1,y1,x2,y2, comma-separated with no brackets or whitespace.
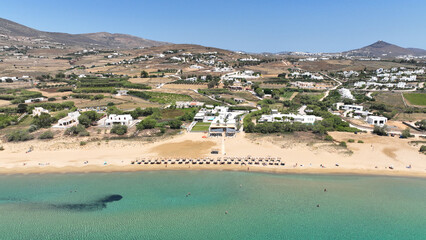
53,111,81,129
338,88,354,100
190,65,204,69
176,101,204,108
366,116,388,127
340,104,363,111
32,107,49,117
24,97,47,104
0,77,18,82
354,81,366,88
116,90,128,96
258,110,321,124
193,106,246,136
104,114,133,126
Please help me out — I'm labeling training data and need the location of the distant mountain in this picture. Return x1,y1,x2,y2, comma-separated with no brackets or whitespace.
0,17,169,49
343,40,426,57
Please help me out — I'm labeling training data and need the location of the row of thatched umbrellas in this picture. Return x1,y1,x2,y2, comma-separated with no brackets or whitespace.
131,156,285,166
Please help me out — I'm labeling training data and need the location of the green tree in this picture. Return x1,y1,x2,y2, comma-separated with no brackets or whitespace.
137,118,157,130
7,130,34,142
207,81,216,89
141,70,149,78
32,113,54,128
400,128,412,138
17,104,28,113
415,120,426,131
78,114,92,128
111,125,127,135
373,126,387,136
78,111,101,128
168,119,182,129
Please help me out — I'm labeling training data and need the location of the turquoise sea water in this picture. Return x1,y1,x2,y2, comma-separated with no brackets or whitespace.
0,171,425,239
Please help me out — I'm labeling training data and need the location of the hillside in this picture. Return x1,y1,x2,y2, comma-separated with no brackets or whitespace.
343,40,426,57
0,17,169,49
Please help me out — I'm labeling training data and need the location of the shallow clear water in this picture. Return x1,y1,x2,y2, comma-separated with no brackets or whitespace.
0,171,425,239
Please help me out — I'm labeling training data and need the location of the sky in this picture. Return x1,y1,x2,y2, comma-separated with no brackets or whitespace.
1,0,425,53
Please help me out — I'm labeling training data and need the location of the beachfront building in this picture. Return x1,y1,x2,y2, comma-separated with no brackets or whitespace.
258,110,322,124
176,101,204,108
32,107,49,117
104,114,133,126
52,111,80,129
366,116,388,127
193,106,246,137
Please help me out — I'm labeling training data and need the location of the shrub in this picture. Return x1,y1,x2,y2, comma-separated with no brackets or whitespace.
28,124,39,133
137,117,157,130
78,111,100,128
348,139,355,143
373,126,387,136
324,135,334,141
339,141,347,148
48,97,56,101
32,112,55,128
0,146,4,151
65,124,89,136
7,130,34,142
358,140,364,143
415,120,426,131
400,128,412,138
38,131,54,139
111,125,127,135
420,145,426,153
168,119,182,129
80,141,87,146
79,131,90,137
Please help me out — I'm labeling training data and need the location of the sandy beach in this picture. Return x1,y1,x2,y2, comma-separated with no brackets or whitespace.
0,131,425,177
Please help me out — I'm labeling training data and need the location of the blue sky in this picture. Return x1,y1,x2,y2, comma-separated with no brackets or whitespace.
1,0,425,52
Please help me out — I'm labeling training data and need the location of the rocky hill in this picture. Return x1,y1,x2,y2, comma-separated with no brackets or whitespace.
0,17,169,49
343,40,426,57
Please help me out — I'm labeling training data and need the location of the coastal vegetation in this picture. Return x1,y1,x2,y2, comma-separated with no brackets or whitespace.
111,125,127,135
7,129,34,142
38,130,54,139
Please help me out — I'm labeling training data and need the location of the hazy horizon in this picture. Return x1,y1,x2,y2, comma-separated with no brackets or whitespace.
1,0,425,53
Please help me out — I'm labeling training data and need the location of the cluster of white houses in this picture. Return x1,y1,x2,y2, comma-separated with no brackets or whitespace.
335,103,388,127
290,71,324,80
193,106,246,137
50,110,135,129
352,67,424,89
222,70,260,81
258,109,322,124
